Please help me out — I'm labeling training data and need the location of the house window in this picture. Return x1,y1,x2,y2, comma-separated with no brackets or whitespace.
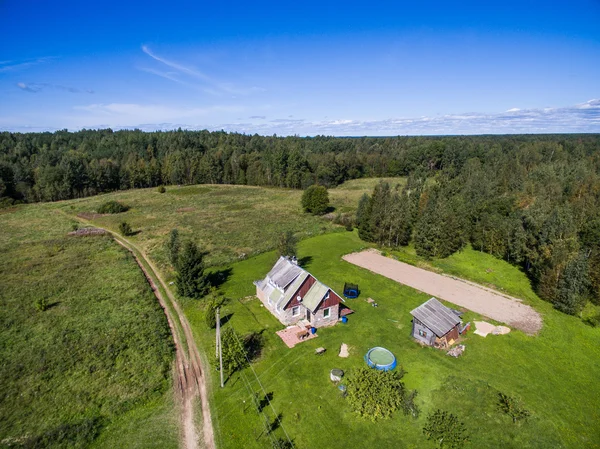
323,307,331,318
292,306,300,316
418,329,427,338
325,291,330,299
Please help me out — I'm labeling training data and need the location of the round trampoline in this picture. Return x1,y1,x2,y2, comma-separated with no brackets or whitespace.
364,347,397,371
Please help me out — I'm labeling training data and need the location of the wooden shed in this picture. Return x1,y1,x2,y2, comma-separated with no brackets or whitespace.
410,298,464,348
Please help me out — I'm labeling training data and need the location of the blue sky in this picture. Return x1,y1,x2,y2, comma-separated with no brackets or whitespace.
1,0,599,135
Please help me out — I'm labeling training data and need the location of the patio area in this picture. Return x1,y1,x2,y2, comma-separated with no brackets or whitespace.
276,323,318,348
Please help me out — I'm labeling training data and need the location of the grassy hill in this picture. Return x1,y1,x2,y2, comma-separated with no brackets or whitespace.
0,206,178,449
51,179,399,271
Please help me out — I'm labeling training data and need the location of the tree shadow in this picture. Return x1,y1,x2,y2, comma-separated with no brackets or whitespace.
244,329,265,362
206,267,233,289
46,301,61,310
219,313,233,327
297,256,313,268
129,230,142,236
258,392,273,413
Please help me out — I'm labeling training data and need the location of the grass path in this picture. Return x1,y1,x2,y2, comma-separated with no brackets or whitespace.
67,211,215,449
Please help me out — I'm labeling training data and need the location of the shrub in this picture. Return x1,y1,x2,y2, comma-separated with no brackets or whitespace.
498,392,530,423
119,221,133,236
157,185,166,193
345,366,419,421
35,297,49,312
97,201,129,214
423,409,470,449
301,185,329,215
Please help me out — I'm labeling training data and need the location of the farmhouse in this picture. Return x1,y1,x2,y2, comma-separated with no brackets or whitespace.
410,297,467,347
254,256,343,328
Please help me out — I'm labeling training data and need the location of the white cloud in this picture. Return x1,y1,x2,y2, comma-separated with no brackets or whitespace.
140,45,265,97
17,82,93,94
0,57,53,73
2,99,598,135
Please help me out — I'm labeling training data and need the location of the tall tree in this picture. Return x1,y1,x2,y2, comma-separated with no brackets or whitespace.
277,230,297,259
176,241,208,298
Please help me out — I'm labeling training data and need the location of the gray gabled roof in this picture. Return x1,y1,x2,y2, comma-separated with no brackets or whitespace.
266,256,305,290
410,298,461,337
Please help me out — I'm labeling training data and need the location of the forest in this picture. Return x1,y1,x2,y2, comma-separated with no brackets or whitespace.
1,129,599,318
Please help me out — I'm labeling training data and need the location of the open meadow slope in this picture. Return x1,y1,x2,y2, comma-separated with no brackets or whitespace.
54,184,346,270
185,231,600,449
0,206,179,449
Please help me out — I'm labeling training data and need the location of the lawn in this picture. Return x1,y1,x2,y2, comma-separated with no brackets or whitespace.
0,205,179,449
186,231,600,449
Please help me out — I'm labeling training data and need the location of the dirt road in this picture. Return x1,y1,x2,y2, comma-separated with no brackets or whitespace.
68,214,214,449
343,249,542,334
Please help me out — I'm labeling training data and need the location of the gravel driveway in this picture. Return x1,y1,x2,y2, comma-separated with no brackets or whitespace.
343,249,542,334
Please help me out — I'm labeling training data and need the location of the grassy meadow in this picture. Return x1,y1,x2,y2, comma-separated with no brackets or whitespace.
5,178,600,449
0,206,178,449
55,184,341,270
185,231,600,449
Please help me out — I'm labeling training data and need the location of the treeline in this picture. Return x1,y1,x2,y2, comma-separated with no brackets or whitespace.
1,128,599,205
356,147,600,317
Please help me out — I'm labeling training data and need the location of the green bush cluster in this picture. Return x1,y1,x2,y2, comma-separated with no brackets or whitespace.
97,200,129,214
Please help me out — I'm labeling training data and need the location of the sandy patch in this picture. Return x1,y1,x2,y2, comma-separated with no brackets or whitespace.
343,249,542,334
339,343,349,358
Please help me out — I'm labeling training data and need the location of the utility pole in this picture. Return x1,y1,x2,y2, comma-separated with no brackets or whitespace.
216,307,224,388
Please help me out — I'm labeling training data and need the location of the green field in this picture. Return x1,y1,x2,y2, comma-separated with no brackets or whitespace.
185,232,600,449
5,179,600,449
0,206,178,449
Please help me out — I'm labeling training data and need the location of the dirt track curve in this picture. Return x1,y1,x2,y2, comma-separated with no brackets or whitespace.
343,249,542,334
68,214,215,449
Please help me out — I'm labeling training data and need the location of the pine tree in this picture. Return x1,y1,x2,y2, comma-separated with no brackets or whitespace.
166,229,181,267
176,241,208,298
356,193,373,242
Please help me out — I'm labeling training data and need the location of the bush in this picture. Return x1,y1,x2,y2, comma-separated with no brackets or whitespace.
345,366,419,421
157,185,166,193
301,185,329,215
423,409,470,449
119,221,133,236
498,392,530,423
97,201,129,214
35,297,49,312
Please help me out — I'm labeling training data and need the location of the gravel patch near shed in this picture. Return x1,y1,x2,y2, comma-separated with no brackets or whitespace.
343,249,542,334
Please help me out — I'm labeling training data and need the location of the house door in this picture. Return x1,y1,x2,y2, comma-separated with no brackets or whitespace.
306,309,311,322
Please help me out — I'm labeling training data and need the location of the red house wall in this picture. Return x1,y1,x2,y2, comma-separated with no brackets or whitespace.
317,289,341,310
283,275,316,310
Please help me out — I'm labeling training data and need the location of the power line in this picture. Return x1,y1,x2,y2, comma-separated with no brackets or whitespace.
230,328,295,449
228,341,279,448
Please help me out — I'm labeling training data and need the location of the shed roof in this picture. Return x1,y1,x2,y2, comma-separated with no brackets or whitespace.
410,298,461,337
